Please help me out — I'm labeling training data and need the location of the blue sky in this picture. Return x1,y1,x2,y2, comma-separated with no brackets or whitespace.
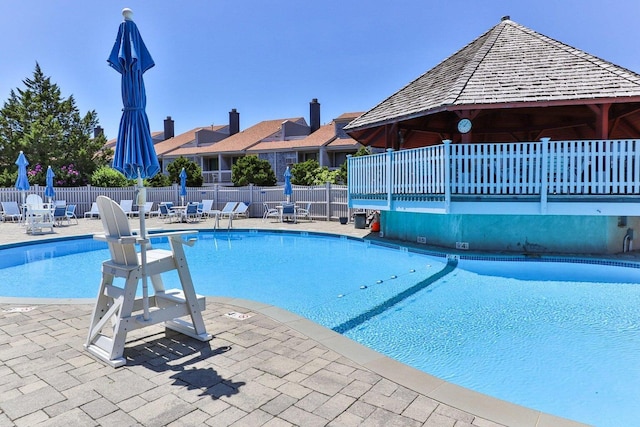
1,1,639,140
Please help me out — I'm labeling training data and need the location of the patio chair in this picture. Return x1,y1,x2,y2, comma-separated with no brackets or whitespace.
25,195,55,234
26,194,44,207
85,195,211,367
53,205,68,226
119,199,134,217
65,204,78,224
183,202,201,222
84,202,100,219
263,202,279,222
1,201,22,222
296,202,312,222
159,203,178,223
281,202,296,223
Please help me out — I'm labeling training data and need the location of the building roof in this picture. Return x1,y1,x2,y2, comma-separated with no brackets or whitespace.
172,118,306,156
346,17,640,132
104,131,165,150
154,126,227,156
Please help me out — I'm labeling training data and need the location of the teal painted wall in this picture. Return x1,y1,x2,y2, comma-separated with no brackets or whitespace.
381,211,638,254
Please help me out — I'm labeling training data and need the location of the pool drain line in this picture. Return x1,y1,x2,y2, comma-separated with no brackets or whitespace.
332,258,458,334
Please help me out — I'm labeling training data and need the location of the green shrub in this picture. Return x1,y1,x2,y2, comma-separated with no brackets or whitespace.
90,166,131,187
232,156,276,186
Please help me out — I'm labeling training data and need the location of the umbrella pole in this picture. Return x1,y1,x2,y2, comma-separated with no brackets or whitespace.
137,170,150,322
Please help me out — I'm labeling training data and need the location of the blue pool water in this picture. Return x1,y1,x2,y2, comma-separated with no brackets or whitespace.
1,231,639,426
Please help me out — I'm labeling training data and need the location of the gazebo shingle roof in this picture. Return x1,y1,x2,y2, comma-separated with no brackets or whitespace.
346,17,640,132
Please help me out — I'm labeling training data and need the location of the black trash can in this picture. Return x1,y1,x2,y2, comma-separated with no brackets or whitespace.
354,212,366,229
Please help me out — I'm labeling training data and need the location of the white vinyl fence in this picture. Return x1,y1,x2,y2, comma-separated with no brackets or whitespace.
0,183,349,220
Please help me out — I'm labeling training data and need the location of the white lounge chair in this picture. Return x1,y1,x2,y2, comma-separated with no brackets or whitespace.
231,202,249,219
1,201,22,222
146,202,160,218
84,202,100,219
199,199,214,218
213,202,238,219
131,201,156,218
85,195,211,367
119,199,134,217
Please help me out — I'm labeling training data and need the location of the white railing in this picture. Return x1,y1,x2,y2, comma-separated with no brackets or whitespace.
202,170,233,184
349,138,640,201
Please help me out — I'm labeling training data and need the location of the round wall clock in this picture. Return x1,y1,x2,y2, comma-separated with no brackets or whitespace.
457,118,472,134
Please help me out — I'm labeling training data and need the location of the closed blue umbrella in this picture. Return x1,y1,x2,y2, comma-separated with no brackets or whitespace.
45,166,55,203
15,151,30,204
108,8,159,181
284,166,292,202
108,8,158,320
179,168,187,206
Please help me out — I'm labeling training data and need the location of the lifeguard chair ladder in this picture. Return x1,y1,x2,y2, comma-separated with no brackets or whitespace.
85,196,211,367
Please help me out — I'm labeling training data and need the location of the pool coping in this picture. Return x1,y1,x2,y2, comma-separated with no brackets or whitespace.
1,229,612,426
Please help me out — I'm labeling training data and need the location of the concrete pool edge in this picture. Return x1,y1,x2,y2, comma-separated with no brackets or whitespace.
214,296,588,427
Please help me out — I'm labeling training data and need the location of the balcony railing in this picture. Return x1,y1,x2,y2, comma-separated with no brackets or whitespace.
202,170,232,184
348,138,640,215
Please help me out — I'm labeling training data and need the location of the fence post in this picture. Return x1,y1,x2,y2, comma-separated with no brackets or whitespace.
443,139,451,213
325,182,331,221
386,148,394,210
540,137,550,214
346,154,352,210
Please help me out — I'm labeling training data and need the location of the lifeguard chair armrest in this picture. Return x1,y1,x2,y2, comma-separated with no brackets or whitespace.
146,230,199,247
93,234,140,245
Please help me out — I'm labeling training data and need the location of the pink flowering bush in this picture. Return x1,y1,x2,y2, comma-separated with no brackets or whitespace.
56,164,82,186
26,163,83,187
27,163,45,184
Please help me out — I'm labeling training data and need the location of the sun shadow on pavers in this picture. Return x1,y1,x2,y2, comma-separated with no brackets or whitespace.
124,330,245,399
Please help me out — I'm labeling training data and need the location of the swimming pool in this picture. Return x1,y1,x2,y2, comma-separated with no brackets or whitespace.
1,230,639,426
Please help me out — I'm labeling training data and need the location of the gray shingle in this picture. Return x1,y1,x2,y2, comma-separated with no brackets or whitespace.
346,18,640,131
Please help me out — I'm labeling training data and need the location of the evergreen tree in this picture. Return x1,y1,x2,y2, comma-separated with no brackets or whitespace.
166,156,203,187
232,156,276,186
0,63,110,186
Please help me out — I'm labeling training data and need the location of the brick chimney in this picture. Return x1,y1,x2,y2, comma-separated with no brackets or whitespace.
310,98,320,133
229,108,240,135
163,116,175,139
93,126,103,138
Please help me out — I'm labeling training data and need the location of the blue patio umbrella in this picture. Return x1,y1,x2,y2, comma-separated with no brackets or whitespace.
284,166,292,202
44,166,55,203
108,8,158,320
108,8,159,181
179,168,187,206
15,151,30,204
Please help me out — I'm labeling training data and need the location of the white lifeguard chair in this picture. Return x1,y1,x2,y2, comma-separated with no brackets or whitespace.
85,196,212,367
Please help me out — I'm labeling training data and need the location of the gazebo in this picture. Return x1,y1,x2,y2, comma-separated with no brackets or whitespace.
346,16,640,149
344,17,640,254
